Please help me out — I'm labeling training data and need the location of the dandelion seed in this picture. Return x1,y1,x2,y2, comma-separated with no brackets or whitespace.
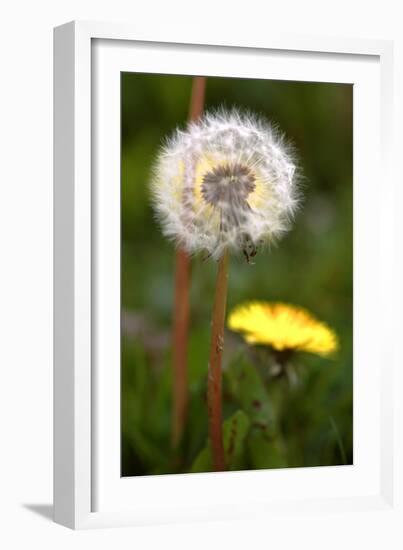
151,109,299,260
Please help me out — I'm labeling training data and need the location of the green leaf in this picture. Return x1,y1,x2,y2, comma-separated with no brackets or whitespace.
223,410,250,470
190,410,250,472
225,354,276,434
247,426,288,470
190,445,212,473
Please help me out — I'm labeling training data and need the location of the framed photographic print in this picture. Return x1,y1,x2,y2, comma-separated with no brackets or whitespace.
54,21,400,530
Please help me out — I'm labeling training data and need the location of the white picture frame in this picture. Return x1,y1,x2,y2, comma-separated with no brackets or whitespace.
54,20,399,530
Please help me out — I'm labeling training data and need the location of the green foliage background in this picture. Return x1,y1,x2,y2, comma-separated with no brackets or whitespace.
121,73,353,476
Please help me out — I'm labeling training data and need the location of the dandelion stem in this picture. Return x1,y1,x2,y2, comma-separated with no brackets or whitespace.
172,248,191,448
207,249,229,471
172,76,206,448
188,76,207,121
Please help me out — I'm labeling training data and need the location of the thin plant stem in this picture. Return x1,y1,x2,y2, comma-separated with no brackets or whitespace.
172,76,207,448
188,76,206,121
207,249,229,471
172,248,191,448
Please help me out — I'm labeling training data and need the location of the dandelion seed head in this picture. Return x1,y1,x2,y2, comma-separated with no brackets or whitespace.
151,108,300,259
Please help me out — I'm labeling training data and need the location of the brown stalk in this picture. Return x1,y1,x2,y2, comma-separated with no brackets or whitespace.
207,249,229,471
172,76,206,448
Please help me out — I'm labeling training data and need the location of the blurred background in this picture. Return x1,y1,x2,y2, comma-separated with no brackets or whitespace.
121,73,353,476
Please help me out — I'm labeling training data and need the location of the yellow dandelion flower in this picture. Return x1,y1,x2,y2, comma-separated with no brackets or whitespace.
228,301,338,357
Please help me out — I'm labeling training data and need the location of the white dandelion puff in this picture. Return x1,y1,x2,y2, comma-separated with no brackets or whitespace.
150,108,300,260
